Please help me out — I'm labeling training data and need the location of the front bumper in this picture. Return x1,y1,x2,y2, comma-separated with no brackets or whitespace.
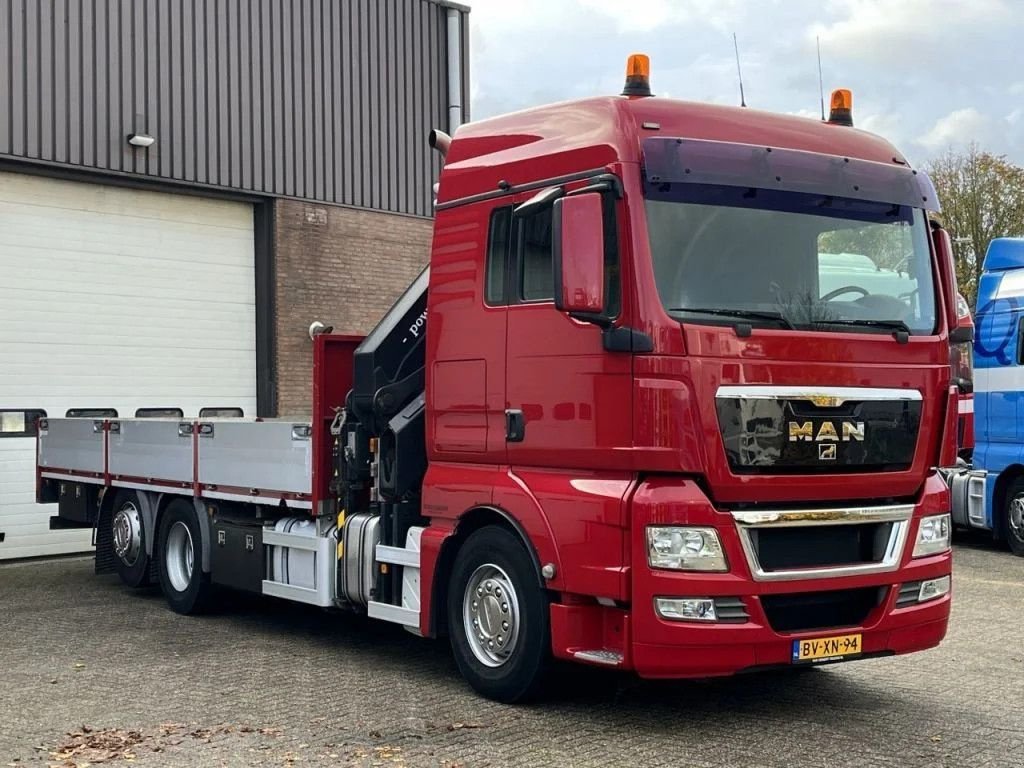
632,579,949,679
626,473,952,678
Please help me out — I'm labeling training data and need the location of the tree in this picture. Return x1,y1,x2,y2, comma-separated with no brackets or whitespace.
927,146,1024,307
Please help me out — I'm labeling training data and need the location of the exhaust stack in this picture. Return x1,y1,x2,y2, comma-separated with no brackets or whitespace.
429,129,451,157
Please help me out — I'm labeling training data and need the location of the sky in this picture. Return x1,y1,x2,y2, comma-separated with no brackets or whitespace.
465,0,1024,168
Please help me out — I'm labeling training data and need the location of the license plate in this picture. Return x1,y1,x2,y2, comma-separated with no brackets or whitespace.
792,633,862,663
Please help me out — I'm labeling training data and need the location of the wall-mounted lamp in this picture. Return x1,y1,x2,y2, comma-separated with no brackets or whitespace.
127,133,155,148
308,321,334,340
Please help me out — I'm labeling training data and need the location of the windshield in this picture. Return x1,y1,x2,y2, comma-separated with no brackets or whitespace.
644,184,937,336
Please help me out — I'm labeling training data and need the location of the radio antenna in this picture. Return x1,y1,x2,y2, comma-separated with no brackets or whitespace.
816,36,825,120
733,32,747,108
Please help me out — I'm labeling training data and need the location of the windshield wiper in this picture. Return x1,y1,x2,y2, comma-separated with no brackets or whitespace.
668,307,795,334
813,318,912,343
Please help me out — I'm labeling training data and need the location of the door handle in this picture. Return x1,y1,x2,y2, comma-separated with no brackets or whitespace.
505,409,525,443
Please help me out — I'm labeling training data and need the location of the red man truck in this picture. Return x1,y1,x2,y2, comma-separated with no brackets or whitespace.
33,57,959,702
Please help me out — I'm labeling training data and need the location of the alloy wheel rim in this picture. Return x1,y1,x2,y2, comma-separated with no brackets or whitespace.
112,502,142,566
462,564,521,668
165,521,194,593
1010,497,1024,541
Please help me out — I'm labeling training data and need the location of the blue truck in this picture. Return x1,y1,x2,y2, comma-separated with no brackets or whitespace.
947,237,1024,556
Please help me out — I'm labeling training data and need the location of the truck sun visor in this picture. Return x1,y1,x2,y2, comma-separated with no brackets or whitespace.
642,137,939,212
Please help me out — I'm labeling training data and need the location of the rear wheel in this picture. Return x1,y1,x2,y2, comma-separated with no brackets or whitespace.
110,491,150,587
157,499,215,614
1004,479,1024,557
447,526,550,703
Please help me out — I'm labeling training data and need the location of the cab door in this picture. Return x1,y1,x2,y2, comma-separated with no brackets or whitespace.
503,190,632,471
426,203,509,465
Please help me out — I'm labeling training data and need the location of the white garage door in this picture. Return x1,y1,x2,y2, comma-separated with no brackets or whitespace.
0,171,257,559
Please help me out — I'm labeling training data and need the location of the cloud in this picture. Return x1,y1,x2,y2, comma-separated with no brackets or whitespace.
858,111,903,140
464,0,1024,166
917,108,990,152
811,0,1012,66
577,0,751,32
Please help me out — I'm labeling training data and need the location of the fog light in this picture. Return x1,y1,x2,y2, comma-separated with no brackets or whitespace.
913,513,951,557
647,526,728,571
655,597,717,622
918,575,951,602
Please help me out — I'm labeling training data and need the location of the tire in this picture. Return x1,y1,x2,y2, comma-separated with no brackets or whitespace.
1003,479,1024,557
447,526,550,703
156,499,215,614
110,490,150,587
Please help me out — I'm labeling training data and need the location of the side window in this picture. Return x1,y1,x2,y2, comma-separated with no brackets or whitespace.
487,185,621,311
0,409,47,437
135,407,185,418
66,408,118,418
519,207,554,301
199,406,244,418
485,207,512,305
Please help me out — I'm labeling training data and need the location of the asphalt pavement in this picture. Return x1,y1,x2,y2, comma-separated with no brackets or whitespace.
1,533,1021,767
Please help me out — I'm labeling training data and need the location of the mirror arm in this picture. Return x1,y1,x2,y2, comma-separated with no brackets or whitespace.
513,185,565,218
568,310,613,329
949,325,974,344
567,173,624,199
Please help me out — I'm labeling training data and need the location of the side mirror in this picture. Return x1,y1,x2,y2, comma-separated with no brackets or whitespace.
553,193,605,314
931,225,960,336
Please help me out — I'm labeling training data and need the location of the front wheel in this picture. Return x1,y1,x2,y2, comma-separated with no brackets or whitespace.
157,499,215,614
447,526,550,703
1004,481,1024,557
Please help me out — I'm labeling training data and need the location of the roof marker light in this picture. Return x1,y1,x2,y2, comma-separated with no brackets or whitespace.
622,53,652,98
828,88,853,127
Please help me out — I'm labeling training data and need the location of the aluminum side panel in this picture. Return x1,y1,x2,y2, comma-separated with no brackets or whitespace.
198,421,312,495
108,419,193,483
38,418,104,474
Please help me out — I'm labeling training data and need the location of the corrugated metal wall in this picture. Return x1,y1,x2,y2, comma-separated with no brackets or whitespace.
0,0,467,218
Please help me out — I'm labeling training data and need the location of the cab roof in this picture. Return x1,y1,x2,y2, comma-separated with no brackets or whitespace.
438,95,911,206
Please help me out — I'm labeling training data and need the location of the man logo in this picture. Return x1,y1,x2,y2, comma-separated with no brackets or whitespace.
818,444,837,460
807,394,844,408
788,421,865,443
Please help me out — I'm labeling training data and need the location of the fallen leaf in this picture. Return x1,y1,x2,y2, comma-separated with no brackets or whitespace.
446,722,486,731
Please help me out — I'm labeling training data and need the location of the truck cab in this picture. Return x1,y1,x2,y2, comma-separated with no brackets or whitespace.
948,237,1024,556
420,67,957,694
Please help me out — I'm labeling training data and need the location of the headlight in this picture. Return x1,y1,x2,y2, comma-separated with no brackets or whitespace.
646,526,728,571
918,575,951,602
913,513,951,557
655,597,717,621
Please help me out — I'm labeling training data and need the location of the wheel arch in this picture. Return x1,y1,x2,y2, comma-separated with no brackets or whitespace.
429,506,546,639
152,494,213,573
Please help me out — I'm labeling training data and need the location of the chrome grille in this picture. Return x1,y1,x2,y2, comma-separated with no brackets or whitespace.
731,505,913,582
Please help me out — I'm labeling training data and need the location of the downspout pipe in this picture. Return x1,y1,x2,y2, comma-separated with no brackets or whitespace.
446,8,463,134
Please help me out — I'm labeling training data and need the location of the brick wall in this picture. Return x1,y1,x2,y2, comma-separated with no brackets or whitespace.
272,199,432,417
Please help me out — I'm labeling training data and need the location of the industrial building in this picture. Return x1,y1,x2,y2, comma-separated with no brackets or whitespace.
0,0,470,558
